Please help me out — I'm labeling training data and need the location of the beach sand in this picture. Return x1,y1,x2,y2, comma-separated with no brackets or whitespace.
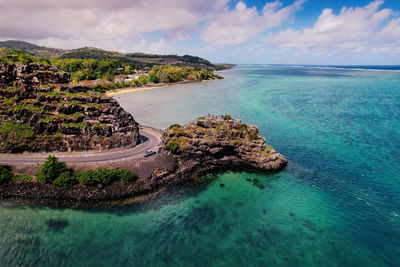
106,79,216,96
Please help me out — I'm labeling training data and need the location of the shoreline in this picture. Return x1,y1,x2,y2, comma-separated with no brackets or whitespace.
106,79,218,96
0,116,288,206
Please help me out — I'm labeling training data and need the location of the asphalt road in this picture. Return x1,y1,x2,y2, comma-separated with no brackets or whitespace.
0,126,163,164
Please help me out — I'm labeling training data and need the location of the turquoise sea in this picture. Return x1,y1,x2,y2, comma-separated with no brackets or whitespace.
1,65,400,266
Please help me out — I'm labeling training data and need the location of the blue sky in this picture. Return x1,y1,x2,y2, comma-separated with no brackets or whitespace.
1,0,400,64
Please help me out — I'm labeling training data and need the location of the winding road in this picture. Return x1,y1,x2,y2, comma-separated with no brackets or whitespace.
0,126,163,164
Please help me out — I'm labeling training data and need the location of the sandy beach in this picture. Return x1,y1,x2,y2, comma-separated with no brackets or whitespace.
106,79,217,96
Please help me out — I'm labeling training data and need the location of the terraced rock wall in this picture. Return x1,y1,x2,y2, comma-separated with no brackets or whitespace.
0,62,139,153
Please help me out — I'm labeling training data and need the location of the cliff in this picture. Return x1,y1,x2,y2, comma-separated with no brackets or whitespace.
0,62,139,153
158,115,287,180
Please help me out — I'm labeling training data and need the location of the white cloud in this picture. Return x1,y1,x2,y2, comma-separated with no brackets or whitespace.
200,0,306,46
0,0,226,51
263,0,400,54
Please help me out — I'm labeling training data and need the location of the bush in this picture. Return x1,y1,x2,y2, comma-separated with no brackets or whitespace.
12,174,32,182
96,169,116,186
232,139,241,146
165,140,180,153
36,155,67,183
76,170,99,185
169,124,181,129
76,168,137,186
116,169,137,183
0,166,13,184
53,171,77,189
224,114,232,120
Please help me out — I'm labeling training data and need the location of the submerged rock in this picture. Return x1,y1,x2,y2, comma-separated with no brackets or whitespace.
45,219,69,232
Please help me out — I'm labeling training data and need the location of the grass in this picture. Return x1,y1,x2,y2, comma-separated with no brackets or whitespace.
215,121,224,131
165,136,189,153
63,122,85,128
47,91,61,96
12,174,33,182
0,122,34,139
9,101,45,112
232,139,241,145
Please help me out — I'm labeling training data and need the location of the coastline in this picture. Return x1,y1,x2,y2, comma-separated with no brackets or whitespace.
106,79,218,96
0,116,287,206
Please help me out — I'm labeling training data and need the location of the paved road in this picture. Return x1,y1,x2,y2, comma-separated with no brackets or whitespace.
0,126,163,164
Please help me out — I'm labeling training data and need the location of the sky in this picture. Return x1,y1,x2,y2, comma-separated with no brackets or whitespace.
0,0,400,65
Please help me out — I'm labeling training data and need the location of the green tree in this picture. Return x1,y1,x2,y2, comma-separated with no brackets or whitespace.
36,155,67,183
53,171,77,189
0,166,13,184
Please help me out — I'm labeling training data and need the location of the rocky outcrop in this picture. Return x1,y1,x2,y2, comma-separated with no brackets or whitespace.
0,115,287,205
154,115,287,182
0,62,139,153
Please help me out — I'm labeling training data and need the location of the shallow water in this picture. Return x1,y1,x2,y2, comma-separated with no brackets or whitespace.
1,65,400,266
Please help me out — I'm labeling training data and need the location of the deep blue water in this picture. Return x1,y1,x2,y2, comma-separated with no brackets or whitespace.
1,65,399,266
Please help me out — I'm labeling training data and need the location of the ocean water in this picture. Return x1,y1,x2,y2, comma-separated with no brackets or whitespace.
1,65,400,266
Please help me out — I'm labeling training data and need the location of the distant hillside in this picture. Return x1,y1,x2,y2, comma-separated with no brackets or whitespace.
0,40,232,70
0,40,41,50
0,40,64,58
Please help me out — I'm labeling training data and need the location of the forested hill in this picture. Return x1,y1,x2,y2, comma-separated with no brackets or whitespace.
0,40,231,70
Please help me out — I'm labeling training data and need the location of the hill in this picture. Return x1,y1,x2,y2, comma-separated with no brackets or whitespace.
0,40,232,70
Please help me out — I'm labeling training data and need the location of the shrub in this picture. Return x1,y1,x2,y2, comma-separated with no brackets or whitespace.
224,114,232,120
76,168,137,186
117,169,137,183
169,124,181,129
96,169,116,186
232,139,241,146
76,170,99,185
166,140,180,153
12,174,32,182
0,166,13,184
36,155,67,183
247,131,260,141
53,171,77,189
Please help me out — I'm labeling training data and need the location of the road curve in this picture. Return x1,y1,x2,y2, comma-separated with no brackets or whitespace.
0,126,163,164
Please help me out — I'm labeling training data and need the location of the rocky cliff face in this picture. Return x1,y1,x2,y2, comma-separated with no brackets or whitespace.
157,115,287,181
0,62,139,153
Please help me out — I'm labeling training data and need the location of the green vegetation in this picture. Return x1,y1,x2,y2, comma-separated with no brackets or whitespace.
169,124,182,129
0,122,35,148
165,136,189,153
34,156,137,188
76,168,136,186
148,65,216,83
0,166,13,184
0,156,138,189
165,139,181,153
0,42,221,68
0,42,227,85
232,139,241,145
36,155,67,183
12,174,33,182
224,114,232,120
0,166,32,184
53,171,77,189
52,58,127,83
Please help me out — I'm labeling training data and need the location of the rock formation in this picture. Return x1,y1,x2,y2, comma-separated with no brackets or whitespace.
0,62,139,153
154,115,287,181
0,115,287,205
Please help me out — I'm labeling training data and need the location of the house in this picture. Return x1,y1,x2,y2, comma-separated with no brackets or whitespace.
114,74,127,83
